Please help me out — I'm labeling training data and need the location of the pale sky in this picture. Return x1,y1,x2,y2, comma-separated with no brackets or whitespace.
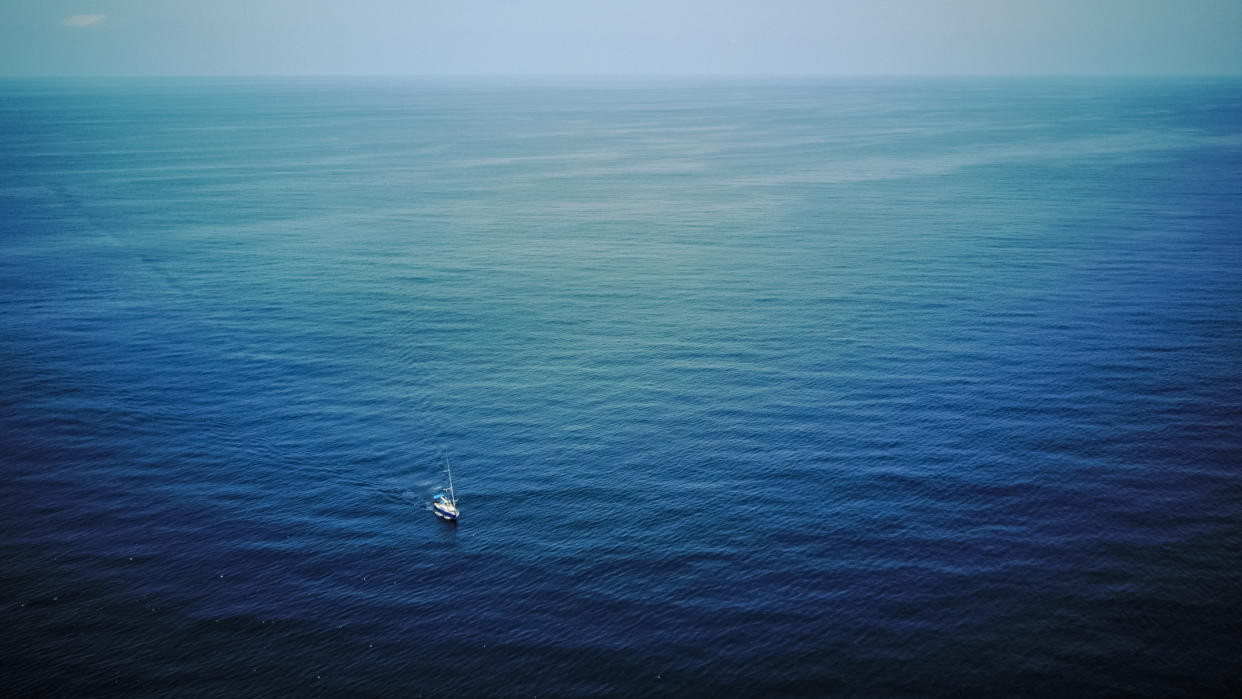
2,0,1240,77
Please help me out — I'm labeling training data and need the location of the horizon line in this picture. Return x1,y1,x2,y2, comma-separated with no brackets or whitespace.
4,72,1241,80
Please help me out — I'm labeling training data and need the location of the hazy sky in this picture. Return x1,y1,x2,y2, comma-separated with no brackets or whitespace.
2,0,1240,77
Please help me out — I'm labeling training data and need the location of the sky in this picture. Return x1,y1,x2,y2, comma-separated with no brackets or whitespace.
1,0,1240,77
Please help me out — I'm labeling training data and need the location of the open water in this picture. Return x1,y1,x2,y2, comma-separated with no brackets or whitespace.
2,77,1241,696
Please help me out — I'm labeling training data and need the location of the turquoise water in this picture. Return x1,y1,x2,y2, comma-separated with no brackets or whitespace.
2,77,1241,695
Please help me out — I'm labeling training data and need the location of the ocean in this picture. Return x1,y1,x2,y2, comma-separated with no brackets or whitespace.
2,77,1240,696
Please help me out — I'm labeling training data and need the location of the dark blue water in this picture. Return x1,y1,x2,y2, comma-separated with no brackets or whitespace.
2,77,1241,696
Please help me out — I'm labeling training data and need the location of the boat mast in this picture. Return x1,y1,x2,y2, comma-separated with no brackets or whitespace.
445,455,457,506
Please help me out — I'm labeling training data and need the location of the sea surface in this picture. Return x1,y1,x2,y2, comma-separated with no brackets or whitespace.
2,77,1240,696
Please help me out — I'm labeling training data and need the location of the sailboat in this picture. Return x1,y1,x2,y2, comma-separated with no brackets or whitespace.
432,457,459,521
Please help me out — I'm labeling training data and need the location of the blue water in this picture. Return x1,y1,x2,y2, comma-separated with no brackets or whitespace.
2,77,1241,696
